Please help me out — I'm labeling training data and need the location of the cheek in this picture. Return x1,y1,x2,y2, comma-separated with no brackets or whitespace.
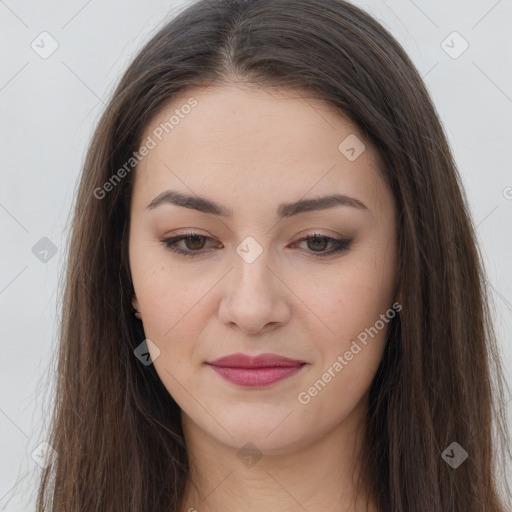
292,254,396,343
288,253,394,410
128,244,210,388
130,237,215,340
136,268,209,394
291,339,385,448
293,279,393,436
136,277,213,376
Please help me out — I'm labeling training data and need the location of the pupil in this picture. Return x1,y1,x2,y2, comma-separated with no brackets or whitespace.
308,237,326,251
187,236,204,250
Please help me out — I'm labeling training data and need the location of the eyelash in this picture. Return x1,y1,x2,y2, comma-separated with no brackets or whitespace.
161,232,352,258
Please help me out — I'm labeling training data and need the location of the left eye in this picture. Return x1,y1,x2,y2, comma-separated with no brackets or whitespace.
161,232,352,258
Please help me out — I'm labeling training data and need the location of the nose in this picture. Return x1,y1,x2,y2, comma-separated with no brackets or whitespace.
217,252,292,335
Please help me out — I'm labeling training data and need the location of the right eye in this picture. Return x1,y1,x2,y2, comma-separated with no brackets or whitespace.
161,232,221,257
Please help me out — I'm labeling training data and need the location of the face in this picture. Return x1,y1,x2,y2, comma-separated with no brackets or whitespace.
128,84,397,454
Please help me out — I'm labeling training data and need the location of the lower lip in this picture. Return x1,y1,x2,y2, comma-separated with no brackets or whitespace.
207,364,305,387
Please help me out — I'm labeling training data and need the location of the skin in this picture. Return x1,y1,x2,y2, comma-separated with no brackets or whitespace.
129,83,397,512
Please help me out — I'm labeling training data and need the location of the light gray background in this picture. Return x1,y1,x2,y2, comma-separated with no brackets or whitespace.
1,1,511,510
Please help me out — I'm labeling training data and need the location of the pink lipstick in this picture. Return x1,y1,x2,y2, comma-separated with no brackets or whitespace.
206,353,306,387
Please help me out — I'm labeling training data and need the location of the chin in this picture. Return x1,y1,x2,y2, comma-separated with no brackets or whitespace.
204,418,312,455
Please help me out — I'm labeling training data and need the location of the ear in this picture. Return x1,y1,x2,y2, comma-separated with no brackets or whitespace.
131,294,140,311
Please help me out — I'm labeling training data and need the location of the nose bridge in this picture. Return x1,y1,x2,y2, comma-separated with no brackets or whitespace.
232,235,275,298
217,235,290,333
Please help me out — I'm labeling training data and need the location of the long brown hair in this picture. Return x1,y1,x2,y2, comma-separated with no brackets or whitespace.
35,0,512,510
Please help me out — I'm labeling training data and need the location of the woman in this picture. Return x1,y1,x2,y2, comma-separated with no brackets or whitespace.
36,0,512,510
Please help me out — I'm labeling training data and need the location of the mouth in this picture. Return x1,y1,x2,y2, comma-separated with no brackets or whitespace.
206,352,307,387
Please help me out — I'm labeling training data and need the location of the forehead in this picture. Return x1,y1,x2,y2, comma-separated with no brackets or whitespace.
132,84,389,216
142,83,363,155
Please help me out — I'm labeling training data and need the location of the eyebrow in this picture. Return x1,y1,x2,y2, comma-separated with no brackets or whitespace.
146,190,369,218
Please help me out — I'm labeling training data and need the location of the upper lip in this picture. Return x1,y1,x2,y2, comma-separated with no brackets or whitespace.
207,352,306,368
